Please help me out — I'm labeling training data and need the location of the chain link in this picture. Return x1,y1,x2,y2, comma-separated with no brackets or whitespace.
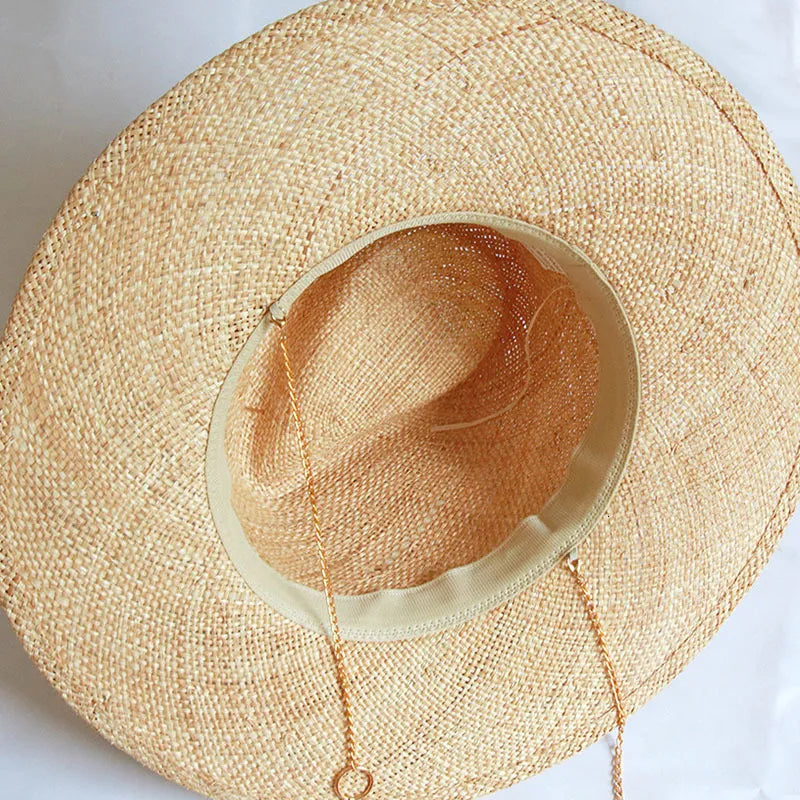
274,317,372,800
566,554,626,800
273,312,626,800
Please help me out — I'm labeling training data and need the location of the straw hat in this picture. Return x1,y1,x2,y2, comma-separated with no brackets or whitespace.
2,0,799,798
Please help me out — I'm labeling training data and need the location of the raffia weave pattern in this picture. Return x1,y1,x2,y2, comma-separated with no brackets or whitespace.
1,0,800,799
226,223,599,594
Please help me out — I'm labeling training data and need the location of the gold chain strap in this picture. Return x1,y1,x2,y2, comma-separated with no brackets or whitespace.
565,553,627,800
273,313,626,800
273,317,373,800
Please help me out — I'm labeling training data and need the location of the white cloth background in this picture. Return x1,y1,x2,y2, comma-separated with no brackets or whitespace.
1,1,799,798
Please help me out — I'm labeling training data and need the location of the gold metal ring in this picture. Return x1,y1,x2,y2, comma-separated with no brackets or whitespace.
332,765,373,800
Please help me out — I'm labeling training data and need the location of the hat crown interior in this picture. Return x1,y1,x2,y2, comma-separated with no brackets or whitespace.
206,213,638,639
226,222,600,595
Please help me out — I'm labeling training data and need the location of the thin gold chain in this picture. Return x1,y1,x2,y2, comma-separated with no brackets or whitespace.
272,314,625,800
566,554,626,800
273,316,373,800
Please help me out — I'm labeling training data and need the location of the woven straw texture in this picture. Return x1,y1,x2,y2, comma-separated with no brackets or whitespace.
227,223,599,594
1,0,800,799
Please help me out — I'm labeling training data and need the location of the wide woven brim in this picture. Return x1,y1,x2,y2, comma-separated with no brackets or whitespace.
2,1,800,799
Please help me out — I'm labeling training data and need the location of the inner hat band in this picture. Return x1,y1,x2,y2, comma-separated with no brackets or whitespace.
204,212,640,641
